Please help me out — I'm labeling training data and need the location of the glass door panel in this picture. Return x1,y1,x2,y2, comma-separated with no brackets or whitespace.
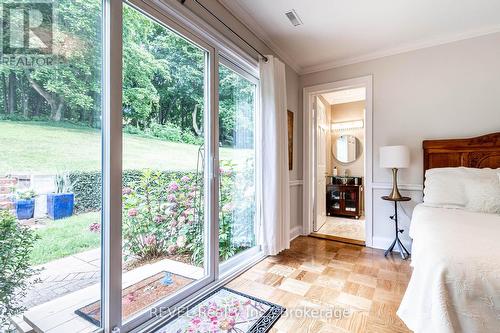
344,188,358,212
121,3,209,321
218,62,257,263
327,186,342,215
0,0,103,330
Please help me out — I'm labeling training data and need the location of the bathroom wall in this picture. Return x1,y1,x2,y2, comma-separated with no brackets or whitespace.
329,101,365,178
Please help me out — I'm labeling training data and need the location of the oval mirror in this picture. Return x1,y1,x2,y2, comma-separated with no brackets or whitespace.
333,135,360,163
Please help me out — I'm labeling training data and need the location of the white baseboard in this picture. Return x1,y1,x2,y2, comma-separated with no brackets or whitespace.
290,225,303,240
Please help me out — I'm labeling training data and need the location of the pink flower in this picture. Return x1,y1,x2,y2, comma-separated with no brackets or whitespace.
176,235,187,248
145,234,157,246
89,222,101,233
167,194,176,202
191,317,201,326
154,215,165,223
122,187,132,195
219,319,235,330
128,208,138,217
219,167,232,175
168,182,179,192
167,244,178,255
181,176,191,183
178,215,186,224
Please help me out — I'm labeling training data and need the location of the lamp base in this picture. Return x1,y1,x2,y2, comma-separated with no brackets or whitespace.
387,168,403,200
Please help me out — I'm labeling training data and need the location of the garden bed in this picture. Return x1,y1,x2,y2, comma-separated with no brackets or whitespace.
76,271,194,325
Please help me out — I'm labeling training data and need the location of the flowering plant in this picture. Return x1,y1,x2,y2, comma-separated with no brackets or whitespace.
122,170,198,261
121,161,255,265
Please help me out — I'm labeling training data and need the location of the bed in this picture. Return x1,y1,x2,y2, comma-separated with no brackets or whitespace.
397,133,500,333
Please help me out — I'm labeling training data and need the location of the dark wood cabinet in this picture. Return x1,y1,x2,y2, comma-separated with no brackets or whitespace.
326,183,363,219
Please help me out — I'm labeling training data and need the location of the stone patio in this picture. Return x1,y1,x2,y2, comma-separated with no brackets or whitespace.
19,249,204,333
23,249,101,308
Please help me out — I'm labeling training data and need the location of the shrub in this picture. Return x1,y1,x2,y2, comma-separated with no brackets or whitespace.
67,171,101,212
147,122,183,142
0,211,40,330
68,169,193,213
217,159,256,261
122,170,200,261
119,162,255,265
123,124,142,135
123,122,203,145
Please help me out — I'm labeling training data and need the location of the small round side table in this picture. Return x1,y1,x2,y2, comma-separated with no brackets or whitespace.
381,196,411,260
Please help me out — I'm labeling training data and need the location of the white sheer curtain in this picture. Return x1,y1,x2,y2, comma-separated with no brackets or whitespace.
258,55,290,255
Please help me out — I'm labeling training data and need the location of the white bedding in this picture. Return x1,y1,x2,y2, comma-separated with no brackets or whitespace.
397,204,500,333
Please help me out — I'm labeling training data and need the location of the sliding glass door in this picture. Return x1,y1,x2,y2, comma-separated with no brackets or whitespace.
120,3,214,324
218,60,259,266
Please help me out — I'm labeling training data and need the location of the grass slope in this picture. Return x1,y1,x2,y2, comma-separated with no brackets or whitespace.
0,120,234,174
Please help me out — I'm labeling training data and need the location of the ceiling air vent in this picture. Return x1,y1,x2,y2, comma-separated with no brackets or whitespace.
285,9,303,27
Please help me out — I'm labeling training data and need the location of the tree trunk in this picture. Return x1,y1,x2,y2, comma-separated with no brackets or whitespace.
53,100,65,121
192,104,202,136
25,70,61,120
22,92,29,118
8,71,16,115
2,73,7,113
20,76,29,118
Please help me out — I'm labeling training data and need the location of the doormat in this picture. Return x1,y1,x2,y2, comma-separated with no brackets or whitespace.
75,271,194,326
154,287,285,333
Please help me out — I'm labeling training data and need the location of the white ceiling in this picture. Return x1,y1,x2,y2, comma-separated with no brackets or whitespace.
219,0,500,74
322,87,366,105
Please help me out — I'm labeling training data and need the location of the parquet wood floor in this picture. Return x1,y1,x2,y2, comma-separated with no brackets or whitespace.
226,236,412,333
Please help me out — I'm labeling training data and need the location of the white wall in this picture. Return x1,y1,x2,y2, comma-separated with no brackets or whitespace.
301,32,500,249
285,65,303,233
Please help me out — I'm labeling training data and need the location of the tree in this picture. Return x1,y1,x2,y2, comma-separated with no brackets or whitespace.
0,0,239,145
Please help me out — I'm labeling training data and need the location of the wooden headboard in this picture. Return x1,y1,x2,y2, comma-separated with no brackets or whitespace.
423,132,500,175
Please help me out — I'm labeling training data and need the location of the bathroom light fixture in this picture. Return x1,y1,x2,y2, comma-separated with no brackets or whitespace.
331,120,364,131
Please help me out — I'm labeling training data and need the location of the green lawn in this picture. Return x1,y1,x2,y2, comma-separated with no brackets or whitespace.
0,120,238,174
30,212,101,265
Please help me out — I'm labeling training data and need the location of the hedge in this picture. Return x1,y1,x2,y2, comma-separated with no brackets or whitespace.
68,169,197,213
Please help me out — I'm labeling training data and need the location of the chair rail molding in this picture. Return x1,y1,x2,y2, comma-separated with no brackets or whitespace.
371,182,423,191
289,179,304,186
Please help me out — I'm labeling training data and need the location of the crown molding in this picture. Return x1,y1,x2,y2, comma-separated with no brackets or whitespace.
301,23,500,75
218,0,303,74
219,1,500,75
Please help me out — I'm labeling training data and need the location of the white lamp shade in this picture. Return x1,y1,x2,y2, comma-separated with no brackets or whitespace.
380,145,410,168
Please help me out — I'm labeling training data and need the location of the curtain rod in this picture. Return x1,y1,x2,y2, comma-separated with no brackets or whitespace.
179,0,269,63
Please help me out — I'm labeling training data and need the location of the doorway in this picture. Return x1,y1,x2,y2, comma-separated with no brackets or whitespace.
303,76,373,247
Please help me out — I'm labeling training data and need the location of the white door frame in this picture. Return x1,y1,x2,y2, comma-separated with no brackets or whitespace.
303,75,373,247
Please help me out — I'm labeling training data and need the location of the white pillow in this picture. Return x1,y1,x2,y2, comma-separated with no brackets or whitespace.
423,167,500,209
423,168,468,208
464,177,500,215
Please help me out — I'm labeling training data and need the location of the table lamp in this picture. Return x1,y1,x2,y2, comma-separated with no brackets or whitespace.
380,145,410,200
